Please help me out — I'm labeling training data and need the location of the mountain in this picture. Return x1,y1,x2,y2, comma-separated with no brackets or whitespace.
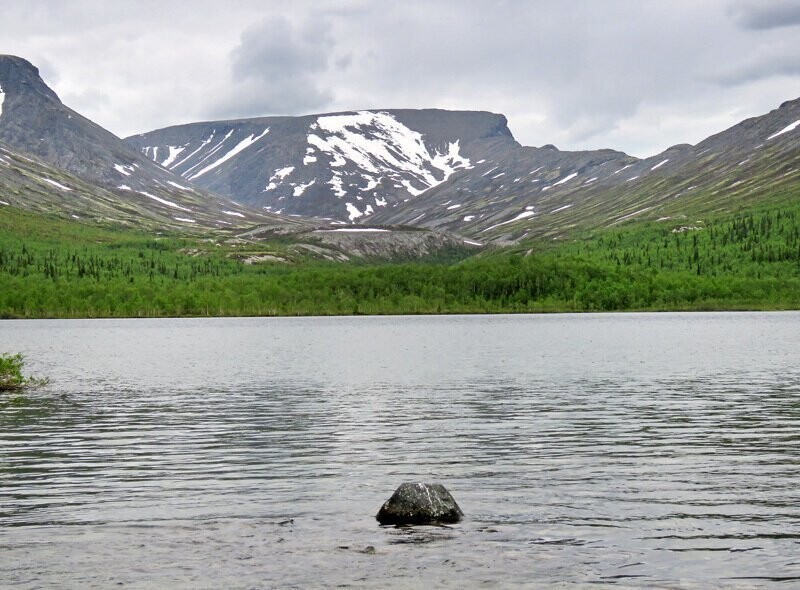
375,97,800,242
5,52,798,246
0,55,481,261
0,55,294,231
126,106,640,232
129,100,800,242
126,109,517,222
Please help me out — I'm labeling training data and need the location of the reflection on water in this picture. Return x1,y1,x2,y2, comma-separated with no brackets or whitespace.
1,313,800,588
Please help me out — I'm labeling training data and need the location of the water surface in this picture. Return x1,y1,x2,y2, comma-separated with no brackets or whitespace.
2,313,799,588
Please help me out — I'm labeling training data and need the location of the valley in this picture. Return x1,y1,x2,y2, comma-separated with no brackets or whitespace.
1,53,799,318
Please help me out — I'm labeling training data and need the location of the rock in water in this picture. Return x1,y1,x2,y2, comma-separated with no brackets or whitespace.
376,483,463,525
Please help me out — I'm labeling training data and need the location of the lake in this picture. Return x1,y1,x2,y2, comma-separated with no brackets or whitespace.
2,313,799,588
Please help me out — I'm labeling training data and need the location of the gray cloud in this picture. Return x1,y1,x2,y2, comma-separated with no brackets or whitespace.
210,14,335,119
1,1,800,156
313,1,742,153
729,0,800,30
712,51,800,86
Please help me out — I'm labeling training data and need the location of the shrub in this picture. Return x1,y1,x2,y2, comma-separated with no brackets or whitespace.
0,353,48,391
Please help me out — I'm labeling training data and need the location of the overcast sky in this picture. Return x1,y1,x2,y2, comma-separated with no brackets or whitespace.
2,0,800,157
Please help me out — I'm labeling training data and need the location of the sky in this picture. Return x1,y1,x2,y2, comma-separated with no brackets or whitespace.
1,0,800,158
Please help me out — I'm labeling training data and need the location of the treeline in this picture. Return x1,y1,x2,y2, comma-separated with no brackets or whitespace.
1,204,800,318
575,209,800,277
1,247,798,318
0,243,241,282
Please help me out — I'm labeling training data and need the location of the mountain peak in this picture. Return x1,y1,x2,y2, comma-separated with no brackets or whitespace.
0,54,61,105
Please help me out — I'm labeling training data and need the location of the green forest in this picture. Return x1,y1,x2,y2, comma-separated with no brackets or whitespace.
2,200,800,318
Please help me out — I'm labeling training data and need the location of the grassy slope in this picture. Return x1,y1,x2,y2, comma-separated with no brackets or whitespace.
475,133,800,242
1,194,800,318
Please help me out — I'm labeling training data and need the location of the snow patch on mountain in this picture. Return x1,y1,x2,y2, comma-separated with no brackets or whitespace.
181,130,234,177
265,166,295,191
613,164,634,175
305,111,472,211
114,163,135,176
153,145,187,168
651,158,669,171
768,120,800,140
329,174,346,197
167,133,216,170
360,175,380,192
272,166,294,181
481,210,535,233
41,178,72,191
0,85,5,118
137,191,191,212
167,180,193,191
553,172,578,186
401,179,425,196
319,228,390,233
293,179,315,197
188,128,269,180
345,202,364,220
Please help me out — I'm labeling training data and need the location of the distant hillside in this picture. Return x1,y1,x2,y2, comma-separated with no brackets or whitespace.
2,53,798,247
375,96,800,242
0,54,298,231
126,109,518,222
129,99,800,242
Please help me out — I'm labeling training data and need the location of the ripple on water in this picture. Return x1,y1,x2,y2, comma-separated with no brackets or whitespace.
1,314,800,588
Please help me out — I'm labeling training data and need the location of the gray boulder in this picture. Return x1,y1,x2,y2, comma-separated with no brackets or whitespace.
376,482,463,525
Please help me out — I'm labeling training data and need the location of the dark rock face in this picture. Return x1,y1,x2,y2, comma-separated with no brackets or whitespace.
376,483,463,525
0,54,296,230
0,54,147,184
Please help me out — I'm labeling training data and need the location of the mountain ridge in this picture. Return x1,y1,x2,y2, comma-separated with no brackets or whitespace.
2,53,798,246
127,96,799,241
125,108,520,223
0,54,298,231
0,55,483,262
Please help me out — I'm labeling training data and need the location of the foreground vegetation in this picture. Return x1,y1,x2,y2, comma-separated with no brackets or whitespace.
0,353,47,391
1,199,800,318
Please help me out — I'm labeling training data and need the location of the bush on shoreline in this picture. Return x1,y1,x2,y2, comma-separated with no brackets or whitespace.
0,353,48,391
